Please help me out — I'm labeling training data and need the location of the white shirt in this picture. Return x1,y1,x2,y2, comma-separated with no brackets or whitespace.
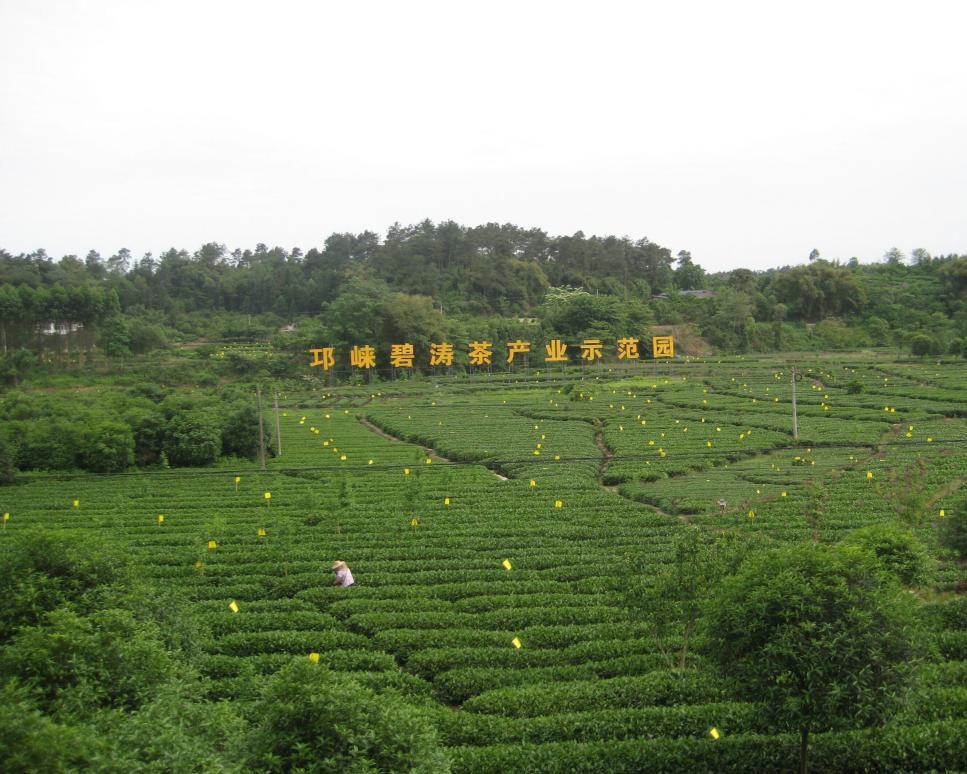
335,567,354,587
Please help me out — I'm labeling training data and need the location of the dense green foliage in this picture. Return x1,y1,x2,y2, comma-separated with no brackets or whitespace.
0,354,964,771
840,523,933,586
625,528,752,669
2,226,965,377
701,543,922,772
939,489,967,560
0,384,268,473
247,660,449,772
0,534,246,772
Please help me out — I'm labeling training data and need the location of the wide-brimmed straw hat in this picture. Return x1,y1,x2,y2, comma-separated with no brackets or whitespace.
332,560,347,570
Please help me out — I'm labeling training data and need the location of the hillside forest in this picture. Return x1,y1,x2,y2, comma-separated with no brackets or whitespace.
1,221,965,368
0,222,964,479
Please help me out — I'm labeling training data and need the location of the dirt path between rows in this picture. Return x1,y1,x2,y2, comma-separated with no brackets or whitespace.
592,421,615,491
355,415,509,480
927,477,963,508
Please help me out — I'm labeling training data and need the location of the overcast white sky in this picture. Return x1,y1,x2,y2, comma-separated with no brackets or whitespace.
1,0,965,272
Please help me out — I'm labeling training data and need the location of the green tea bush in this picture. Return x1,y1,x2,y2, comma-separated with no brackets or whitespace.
938,490,967,559
448,720,967,773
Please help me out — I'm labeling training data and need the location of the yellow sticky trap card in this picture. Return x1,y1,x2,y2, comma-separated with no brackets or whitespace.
264,491,272,499
403,468,410,475
502,559,512,571
308,652,320,663
72,499,80,508
157,514,165,524
194,560,203,570
208,540,217,549
444,497,450,506
511,637,522,649
554,500,563,508
228,601,239,613
530,480,537,487
410,517,419,527
709,727,720,740
234,476,241,483
258,528,267,537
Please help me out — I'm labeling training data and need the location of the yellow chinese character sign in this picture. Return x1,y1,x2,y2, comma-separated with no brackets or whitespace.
468,341,493,366
652,335,675,358
429,342,453,366
307,335,685,373
308,347,335,369
617,337,640,360
544,339,568,363
580,339,603,361
390,343,414,368
506,340,531,364
350,345,376,369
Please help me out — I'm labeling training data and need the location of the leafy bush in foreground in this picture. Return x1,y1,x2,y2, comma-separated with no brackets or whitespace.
246,659,450,773
840,522,933,586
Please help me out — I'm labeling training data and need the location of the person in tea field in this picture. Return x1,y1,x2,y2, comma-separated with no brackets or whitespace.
332,560,355,587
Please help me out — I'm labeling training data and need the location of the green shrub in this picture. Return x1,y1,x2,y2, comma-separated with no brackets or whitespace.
0,683,93,773
91,684,246,773
0,433,16,483
701,543,922,774
77,421,135,473
0,607,175,715
840,523,933,586
246,659,449,773
126,318,169,355
910,333,935,357
937,630,967,661
938,491,967,560
0,534,123,641
163,412,222,466
14,419,81,470
220,405,263,460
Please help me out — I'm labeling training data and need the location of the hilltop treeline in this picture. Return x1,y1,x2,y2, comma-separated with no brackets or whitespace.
0,222,680,318
1,221,966,361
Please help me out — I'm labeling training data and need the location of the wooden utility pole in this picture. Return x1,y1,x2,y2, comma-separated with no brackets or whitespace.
256,384,267,470
274,393,282,458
